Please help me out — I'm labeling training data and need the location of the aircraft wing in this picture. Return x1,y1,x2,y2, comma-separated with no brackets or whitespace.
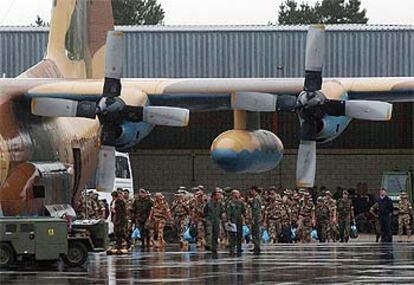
141,77,414,109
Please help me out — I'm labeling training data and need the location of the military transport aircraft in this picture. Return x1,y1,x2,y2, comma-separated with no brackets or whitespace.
0,0,412,216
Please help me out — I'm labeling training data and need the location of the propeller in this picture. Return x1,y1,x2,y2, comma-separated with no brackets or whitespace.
231,25,393,188
295,25,393,188
32,31,190,129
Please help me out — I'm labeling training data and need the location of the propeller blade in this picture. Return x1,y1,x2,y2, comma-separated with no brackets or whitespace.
122,105,190,127
103,31,124,98
231,92,297,112
296,140,317,188
304,25,326,92
143,106,190,127
345,100,393,121
32,98,97,119
299,119,318,141
95,146,116,192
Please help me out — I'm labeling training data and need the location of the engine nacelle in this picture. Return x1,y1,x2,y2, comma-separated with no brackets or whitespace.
104,121,154,151
316,115,352,143
211,129,284,173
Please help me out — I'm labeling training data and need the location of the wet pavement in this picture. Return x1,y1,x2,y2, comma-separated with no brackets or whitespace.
2,239,414,284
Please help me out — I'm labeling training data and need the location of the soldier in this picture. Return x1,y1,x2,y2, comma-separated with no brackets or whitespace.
171,191,190,248
290,193,300,226
150,193,172,248
298,192,315,243
398,192,412,241
111,191,130,250
219,187,232,246
282,189,293,207
131,189,154,248
249,186,262,254
369,202,381,242
266,196,284,243
315,197,330,242
204,189,224,253
337,190,355,243
189,189,207,248
324,190,338,242
97,199,108,220
75,192,87,220
226,189,246,255
88,190,100,219
123,189,134,237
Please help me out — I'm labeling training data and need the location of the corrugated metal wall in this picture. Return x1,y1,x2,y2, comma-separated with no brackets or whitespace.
1,25,413,78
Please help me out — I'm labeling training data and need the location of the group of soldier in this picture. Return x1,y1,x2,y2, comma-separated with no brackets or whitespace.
75,186,413,253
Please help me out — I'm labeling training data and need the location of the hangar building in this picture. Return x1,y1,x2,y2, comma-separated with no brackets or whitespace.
0,25,413,193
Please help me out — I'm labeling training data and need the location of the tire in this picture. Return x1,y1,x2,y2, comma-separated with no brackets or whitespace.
62,241,88,267
0,243,15,267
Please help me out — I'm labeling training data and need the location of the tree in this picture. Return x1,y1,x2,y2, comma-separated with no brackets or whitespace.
278,0,368,25
111,0,165,26
33,15,48,27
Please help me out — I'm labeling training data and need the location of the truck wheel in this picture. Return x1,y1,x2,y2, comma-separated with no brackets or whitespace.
62,241,88,267
0,243,15,267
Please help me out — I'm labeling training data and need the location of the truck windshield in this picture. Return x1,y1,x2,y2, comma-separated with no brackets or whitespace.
115,156,130,179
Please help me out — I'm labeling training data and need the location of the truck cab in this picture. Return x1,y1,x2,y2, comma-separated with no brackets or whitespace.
114,151,134,193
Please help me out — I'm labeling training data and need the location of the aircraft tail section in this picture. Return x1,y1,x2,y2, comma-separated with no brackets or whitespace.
20,0,114,79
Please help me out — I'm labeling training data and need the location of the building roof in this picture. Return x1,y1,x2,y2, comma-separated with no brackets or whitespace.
0,24,413,33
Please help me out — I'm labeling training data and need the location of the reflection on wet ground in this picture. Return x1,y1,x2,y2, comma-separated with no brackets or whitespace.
1,241,414,284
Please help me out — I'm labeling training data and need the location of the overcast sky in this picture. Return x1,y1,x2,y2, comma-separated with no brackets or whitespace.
0,0,413,26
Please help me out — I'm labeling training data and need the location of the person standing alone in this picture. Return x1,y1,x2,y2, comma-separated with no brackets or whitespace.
377,188,394,243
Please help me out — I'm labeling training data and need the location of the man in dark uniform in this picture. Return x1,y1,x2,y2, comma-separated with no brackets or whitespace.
377,188,394,242
131,188,154,248
111,191,130,250
248,186,262,254
226,189,246,255
204,189,224,253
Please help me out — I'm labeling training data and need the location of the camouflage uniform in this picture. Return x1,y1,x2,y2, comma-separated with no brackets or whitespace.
315,198,330,242
267,199,289,243
249,194,262,252
171,194,190,245
290,196,300,229
112,196,130,249
337,193,354,242
151,194,171,248
88,193,100,219
324,193,339,242
131,193,154,247
227,198,246,254
189,194,207,247
75,195,87,219
398,194,412,238
369,202,381,242
298,195,315,243
204,197,224,252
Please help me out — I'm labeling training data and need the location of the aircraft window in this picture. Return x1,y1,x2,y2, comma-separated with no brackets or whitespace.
6,224,17,233
116,156,131,179
21,224,35,233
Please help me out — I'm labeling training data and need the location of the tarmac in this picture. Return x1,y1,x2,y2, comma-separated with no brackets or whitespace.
1,235,414,285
